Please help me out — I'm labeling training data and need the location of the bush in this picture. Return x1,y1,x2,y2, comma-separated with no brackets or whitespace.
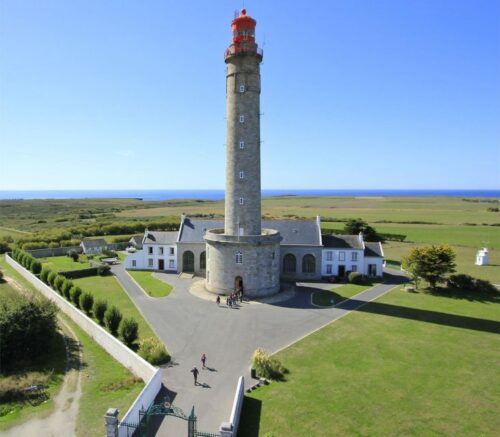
105,306,122,335
93,299,108,325
53,275,65,294
68,250,79,262
61,279,73,299
79,292,94,315
40,268,51,284
0,241,11,254
252,348,287,380
138,337,170,365
0,269,3,282
447,274,475,290
70,286,83,308
348,272,365,284
30,260,42,275
120,318,139,347
97,265,111,276
47,271,58,287
473,279,498,294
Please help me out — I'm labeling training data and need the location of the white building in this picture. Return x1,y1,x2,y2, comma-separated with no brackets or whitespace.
475,248,489,266
80,238,107,254
124,230,178,271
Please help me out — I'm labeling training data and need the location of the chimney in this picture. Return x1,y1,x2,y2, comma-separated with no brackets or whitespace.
358,232,364,243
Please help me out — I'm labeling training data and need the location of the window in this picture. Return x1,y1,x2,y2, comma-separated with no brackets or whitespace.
200,251,206,269
159,247,164,255
239,227,244,236
132,260,136,267
272,252,275,260
148,247,153,255
239,84,245,93
239,115,245,123
239,197,244,205
352,252,358,261
239,141,245,149
302,254,316,274
207,271,210,282
148,258,153,267
169,259,175,269
239,171,245,179
339,251,345,261
169,247,174,256
236,251,243,264
326,264,332,274
283,253,296,273
326,251,333,261
351,265,357,272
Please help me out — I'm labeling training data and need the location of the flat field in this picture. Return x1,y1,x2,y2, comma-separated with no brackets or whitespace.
240,286,500,436
41,255,95,272
128,271,172,298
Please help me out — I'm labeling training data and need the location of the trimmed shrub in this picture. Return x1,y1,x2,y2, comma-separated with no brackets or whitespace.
40,268,51,284
70,286,83,308
79,292,94,315
252,348,287,380
138,337,170,365
67,250,79,262
105,306,122,335
348,272,365,285
30,260,42,275
60,267,99,279
93,299,108,325
447,274,475,290
61,279,73,299
120,318,139,347
97,265,111,276
47,271,58,287
53,275,65,293
473,278,498,294
0,241,11,254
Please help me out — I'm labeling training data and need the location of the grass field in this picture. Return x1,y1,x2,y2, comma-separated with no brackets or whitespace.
0,281,66,431
73,275,158,341
41,255,95,272
311,283,373,306
128,271,172,298
239,286,500,436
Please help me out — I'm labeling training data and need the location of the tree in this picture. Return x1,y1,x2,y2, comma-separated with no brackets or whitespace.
402,245,456,290
79,292,94,315
54,275,65,293
120,318,139,347
31,260,42,275
68,250,79,262
97,265,111,276
105,306,122,335
93,299,108,325
343,218,380,242
40,268,51,284
70,286,83,307
47,271,58,287
61,279,74,299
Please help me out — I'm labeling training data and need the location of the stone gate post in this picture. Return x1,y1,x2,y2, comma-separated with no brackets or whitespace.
104,408,119,437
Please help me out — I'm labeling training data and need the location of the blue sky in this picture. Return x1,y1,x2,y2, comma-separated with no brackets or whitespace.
1,0,499,190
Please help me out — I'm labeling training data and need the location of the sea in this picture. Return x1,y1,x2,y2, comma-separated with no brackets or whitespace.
0,189,499,201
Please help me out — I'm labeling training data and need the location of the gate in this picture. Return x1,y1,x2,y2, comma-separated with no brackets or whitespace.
119,397,220,437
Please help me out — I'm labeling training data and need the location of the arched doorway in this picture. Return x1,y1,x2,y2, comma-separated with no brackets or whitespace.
283,253,297,273
200,251,206,270
235,276,243,292
302,254,316,274
182,251,194,273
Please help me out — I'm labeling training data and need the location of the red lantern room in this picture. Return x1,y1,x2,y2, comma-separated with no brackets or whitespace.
225,9,263,61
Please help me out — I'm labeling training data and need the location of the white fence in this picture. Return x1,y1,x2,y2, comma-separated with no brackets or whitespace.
6,254,163,430
220,376,245,436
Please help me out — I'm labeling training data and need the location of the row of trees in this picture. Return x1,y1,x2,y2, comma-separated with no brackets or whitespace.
11,248,42,274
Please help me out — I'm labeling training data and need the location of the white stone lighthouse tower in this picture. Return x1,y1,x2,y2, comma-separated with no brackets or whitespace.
204,9,281,298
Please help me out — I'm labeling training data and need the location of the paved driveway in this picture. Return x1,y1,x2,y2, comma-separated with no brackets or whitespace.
111,265,406,435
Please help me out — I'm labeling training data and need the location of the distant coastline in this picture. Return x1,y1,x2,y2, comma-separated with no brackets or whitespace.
0,189,499,201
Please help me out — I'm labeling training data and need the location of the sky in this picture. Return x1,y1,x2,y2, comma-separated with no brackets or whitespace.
0,0,499,190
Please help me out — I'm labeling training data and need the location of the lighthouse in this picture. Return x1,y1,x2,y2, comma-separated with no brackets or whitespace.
204,9,281,298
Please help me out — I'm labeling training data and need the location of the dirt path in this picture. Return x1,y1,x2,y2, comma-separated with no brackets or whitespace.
3,277,84,437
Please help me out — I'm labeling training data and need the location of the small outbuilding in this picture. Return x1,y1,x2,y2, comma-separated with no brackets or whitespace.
475,248,489,266
80,238,107,255
129,235,144,250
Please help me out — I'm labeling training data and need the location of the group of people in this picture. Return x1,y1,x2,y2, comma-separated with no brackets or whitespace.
215,289,244,308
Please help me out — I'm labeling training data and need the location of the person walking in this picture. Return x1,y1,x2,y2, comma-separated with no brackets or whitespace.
201,353,206,369
191,367,199,385
216,295,220,306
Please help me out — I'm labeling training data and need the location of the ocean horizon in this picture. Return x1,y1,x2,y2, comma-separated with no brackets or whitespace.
0,189,499,201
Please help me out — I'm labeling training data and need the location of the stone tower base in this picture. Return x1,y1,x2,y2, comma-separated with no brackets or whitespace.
204,229,281,298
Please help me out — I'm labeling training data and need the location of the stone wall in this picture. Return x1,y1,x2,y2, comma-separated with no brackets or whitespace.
177,242,206,275
28,242,127,259
219,376,245,437
279,245,323,281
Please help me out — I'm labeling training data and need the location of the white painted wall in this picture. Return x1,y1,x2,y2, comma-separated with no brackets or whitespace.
125,244,177,271
364,256,384,277
321,249,364,276
220,376,245,437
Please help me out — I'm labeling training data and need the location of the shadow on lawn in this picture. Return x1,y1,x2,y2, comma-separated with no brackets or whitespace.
237,396,262,437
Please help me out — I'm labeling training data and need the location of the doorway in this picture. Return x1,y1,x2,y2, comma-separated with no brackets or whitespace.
338,265,346,278
182,251,195,273
158,259,164,270
235,276,243,292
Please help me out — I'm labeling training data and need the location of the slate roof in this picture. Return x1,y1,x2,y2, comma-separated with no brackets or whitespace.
321,234,364,250
178,217,322,245
143,231,178,245
364,242,384,257
80,238,106,248
129,235,143,246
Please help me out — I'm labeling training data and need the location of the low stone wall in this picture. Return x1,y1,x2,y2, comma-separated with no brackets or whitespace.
28,246,82,258
6,253,157,382
117,368,163,437
220,376,245,437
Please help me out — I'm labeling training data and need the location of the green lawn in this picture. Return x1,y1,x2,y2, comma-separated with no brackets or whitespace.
312,283,373,306
41,255,95,272
128,271,172,298
73,275,158,341
240,286,500,436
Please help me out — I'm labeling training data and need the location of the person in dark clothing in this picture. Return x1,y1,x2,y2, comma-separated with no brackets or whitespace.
201,353,206,369
191,367,199,385
216,295,220,306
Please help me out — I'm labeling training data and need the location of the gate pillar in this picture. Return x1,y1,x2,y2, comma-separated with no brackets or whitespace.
104,408,119,437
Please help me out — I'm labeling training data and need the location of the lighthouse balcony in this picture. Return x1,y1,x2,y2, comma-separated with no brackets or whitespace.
224,45,263,61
